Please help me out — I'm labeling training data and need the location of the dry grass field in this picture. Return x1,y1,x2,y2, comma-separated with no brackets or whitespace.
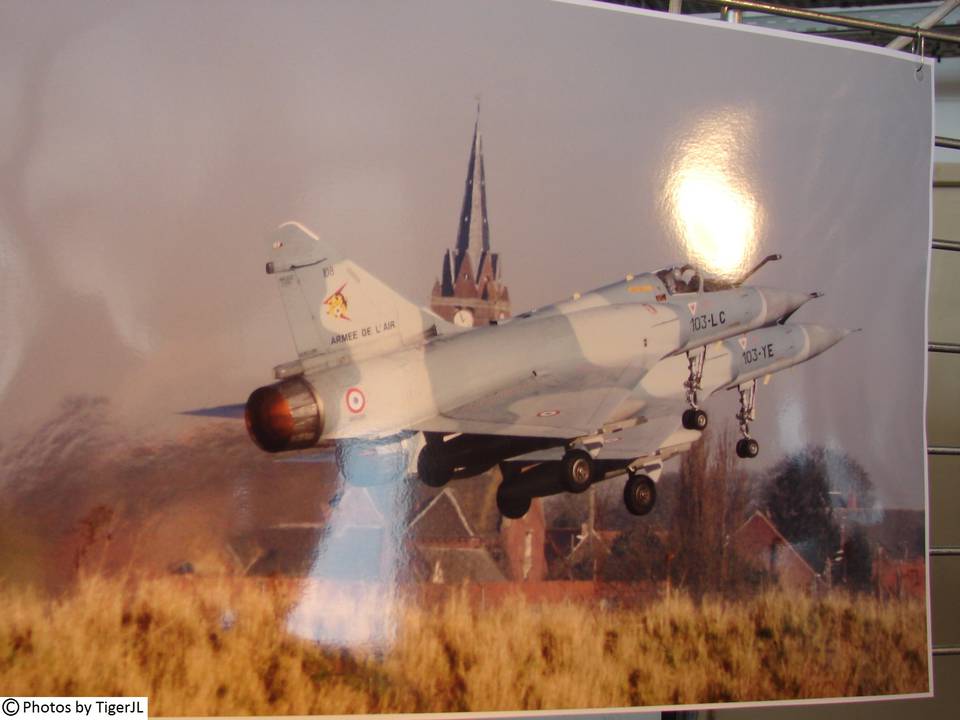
0,574,928,716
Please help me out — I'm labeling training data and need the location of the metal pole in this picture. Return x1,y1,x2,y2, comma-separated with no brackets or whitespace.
698,0,960,45
931,547,960,556
888,0,960,51
929,446,960,455
937,136,960,150
933,239,960,252
934,645,960,656
929,342,960,353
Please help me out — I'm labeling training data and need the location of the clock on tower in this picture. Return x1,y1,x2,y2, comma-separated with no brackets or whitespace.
453,308,475,327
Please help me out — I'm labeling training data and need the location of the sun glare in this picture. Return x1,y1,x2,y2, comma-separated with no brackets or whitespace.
664,110,763,280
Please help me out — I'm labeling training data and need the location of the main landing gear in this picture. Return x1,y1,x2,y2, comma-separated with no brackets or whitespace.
494,444,600,520
735,379,760,459
682,346,709,431
495,453,662,520
559,448,596,494
623,472,657,516
623,460,661,516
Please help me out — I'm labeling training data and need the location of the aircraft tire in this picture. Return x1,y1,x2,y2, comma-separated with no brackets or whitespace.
416,445,453,488
736,438,760,459
496,484,531,519
559,449,594,494
623,474,657,516
682,408,708,431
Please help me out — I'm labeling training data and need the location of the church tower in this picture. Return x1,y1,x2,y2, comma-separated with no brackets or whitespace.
430,108,511,327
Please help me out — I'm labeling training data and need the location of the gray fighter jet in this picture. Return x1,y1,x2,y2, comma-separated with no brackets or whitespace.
197,222,853,519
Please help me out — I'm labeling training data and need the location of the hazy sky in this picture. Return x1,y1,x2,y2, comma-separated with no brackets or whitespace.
0,0,932,508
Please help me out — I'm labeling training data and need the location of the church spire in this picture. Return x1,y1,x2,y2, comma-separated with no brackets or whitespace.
454,103,490,280
430,104,510,328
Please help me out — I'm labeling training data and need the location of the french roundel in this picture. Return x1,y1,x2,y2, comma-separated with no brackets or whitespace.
345,387,366,414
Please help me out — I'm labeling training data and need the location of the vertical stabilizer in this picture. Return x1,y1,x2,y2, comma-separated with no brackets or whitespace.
267,222,442,365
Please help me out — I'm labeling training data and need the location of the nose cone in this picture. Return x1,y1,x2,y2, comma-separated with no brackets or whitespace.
804,325,856,359
760,289,820,324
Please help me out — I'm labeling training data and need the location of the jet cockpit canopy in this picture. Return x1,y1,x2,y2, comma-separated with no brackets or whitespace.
655,253,783,294
655,264,702,295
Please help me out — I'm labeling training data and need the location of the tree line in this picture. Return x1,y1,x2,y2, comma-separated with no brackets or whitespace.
598,427,878,597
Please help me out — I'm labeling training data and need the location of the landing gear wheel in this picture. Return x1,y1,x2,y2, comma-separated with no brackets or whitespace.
623,474,657,516
682,408,708,431
416,445,453,488
496,483,531,519
736,438,760,459
559,449,595,494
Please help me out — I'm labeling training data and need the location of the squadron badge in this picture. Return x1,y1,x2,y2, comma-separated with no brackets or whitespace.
324,284,351,320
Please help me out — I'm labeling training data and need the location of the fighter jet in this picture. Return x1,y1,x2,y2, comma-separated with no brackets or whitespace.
196,222,853,519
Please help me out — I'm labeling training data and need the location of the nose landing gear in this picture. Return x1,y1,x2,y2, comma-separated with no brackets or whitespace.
681,346,709,430
736,437,760,459
682,408,709,431
735,379,760,459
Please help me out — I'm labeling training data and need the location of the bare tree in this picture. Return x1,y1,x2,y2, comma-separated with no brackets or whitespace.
668,424,752,597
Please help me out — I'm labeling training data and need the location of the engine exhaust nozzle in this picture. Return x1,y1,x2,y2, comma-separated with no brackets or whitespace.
245,378,324,452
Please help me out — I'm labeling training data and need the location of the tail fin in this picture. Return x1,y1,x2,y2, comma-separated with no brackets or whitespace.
267,222,443,366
